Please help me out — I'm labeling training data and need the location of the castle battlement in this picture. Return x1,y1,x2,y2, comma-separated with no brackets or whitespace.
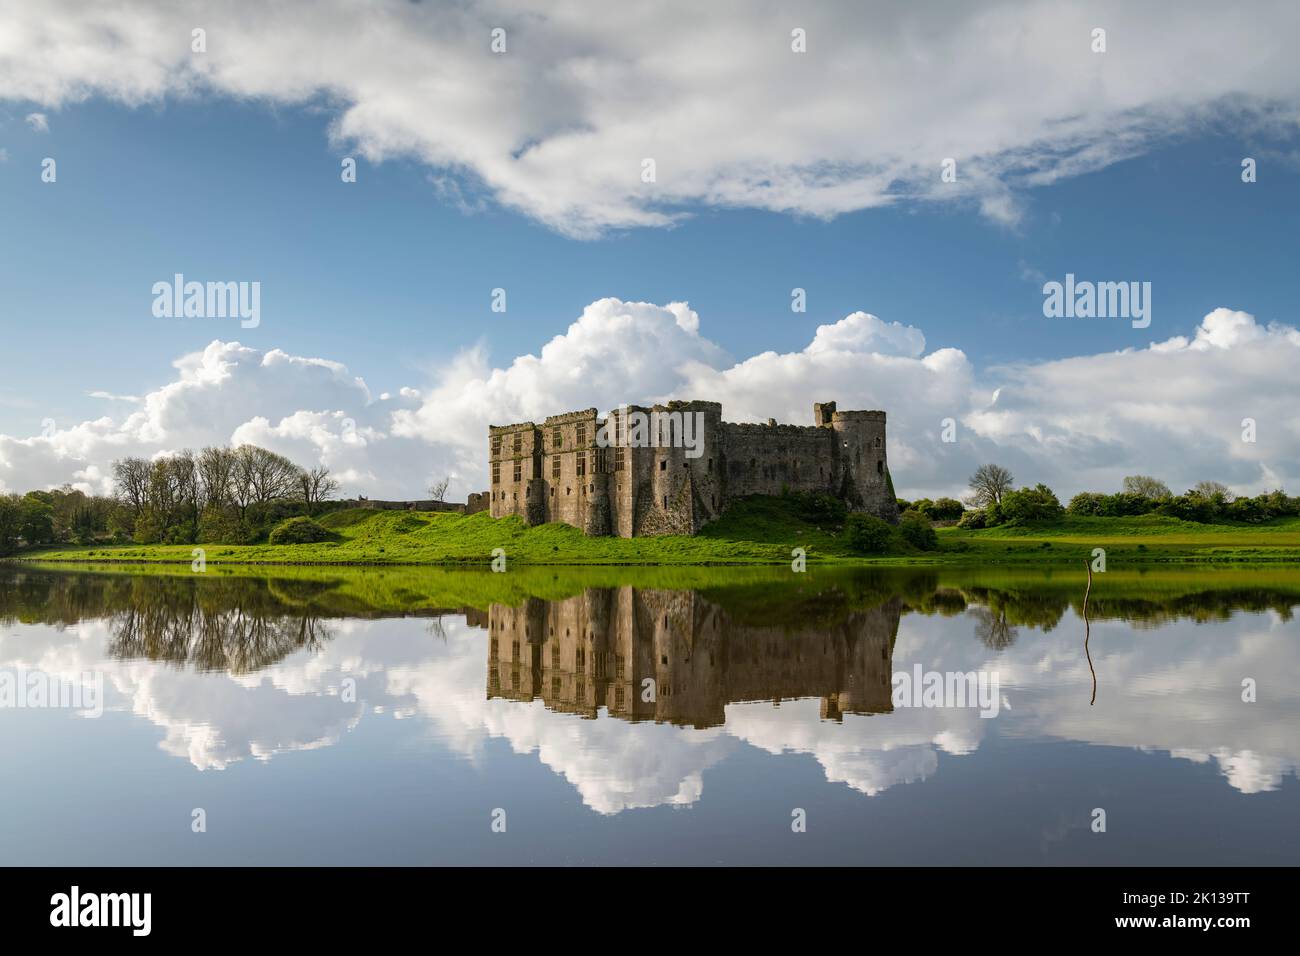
483,400,897,537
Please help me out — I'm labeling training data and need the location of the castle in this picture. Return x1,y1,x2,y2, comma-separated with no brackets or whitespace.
487,400,898,536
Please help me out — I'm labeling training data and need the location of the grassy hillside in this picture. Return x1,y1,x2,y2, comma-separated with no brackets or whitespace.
13,500,1300,567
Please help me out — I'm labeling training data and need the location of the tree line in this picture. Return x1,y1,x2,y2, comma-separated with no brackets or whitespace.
951,465,1300,528
0,444,340,554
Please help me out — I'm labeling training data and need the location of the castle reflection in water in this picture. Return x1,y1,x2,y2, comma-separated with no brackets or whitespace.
472,588,900,728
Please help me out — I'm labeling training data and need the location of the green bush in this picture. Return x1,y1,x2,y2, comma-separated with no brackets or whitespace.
845,513,893,554
924,497,964,522
997,484,1064,524
268,516,335,545
791,491,847,529
898,510,939,550
957,508,990,529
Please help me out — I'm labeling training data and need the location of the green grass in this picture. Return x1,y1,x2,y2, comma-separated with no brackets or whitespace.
11,502,1300,568
941,514,1300,565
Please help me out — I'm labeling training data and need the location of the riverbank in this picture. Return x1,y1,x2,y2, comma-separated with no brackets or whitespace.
10,502,1300,568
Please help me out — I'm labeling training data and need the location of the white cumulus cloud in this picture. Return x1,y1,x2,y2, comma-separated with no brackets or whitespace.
1,1,1299,235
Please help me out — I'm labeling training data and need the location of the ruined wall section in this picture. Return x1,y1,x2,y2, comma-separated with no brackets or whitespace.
718,423,836,500
488,422,541,521
541,408,603,530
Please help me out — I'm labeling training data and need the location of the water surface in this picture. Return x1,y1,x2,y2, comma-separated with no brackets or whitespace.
1,564,1297,865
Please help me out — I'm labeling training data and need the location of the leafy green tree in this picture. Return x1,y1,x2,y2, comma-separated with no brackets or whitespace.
18,494,55,545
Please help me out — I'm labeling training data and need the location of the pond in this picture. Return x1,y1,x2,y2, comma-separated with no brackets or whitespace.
1,564,1297,865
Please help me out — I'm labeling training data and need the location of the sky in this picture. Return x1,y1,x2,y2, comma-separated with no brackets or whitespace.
1,0,1299,501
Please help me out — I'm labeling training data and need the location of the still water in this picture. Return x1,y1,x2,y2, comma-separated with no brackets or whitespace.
1,564,1297,865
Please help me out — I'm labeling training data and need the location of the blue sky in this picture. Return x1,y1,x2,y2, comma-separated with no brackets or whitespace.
1,0,1298,500
2,95,1293,439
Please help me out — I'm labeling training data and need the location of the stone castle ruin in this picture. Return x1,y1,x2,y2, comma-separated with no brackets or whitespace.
487,400,897,537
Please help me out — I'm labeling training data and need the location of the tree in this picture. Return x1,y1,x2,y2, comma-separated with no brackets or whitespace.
197,446,236,511
112,456,152,519
1122,475,1171,500
233,444,299,516
0,495,23,554
1192,480,1233,502
299,466,339,515
968,464,1014,507
427,476,451,502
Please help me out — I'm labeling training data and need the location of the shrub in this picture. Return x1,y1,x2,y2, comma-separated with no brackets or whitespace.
925,497,965,522
792,492,847,529
268,516,335,545
845,513,893,554
1067,492,1106,516
898,510,939,550
1156,494,1217,523
998,484,1064,524
957,509,990,529
198,508,255,544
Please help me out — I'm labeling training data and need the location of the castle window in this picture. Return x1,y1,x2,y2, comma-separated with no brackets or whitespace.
875,436,882,448
552,427,562,449
662,496,667,508
877,460,883,475
513,434,522,454
750,458,756,469
615,446,625,472
576,451,586,476
492,461,500,484
659,459,666,471
576,423,586,446
513,461,522,482
491,435,501,457
552,455,560,479
707,458,712,473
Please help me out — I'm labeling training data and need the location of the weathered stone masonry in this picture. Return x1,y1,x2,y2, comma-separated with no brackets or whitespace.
486,400,898,537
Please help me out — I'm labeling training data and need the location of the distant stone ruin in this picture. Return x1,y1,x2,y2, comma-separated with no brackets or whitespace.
483,400,898,537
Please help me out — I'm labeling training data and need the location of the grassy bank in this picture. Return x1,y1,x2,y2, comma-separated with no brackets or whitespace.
11,500,1300,568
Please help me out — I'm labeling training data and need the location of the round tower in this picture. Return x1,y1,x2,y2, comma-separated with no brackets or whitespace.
830,409,898,522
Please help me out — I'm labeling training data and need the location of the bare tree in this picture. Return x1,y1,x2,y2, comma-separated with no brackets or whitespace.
197,446,236,511
968,464,1015,508
1122,475,1171,500
233,445,299,515
427,476,451,502
1192,480,1233,502
298,466,339,515
112,457,152,518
